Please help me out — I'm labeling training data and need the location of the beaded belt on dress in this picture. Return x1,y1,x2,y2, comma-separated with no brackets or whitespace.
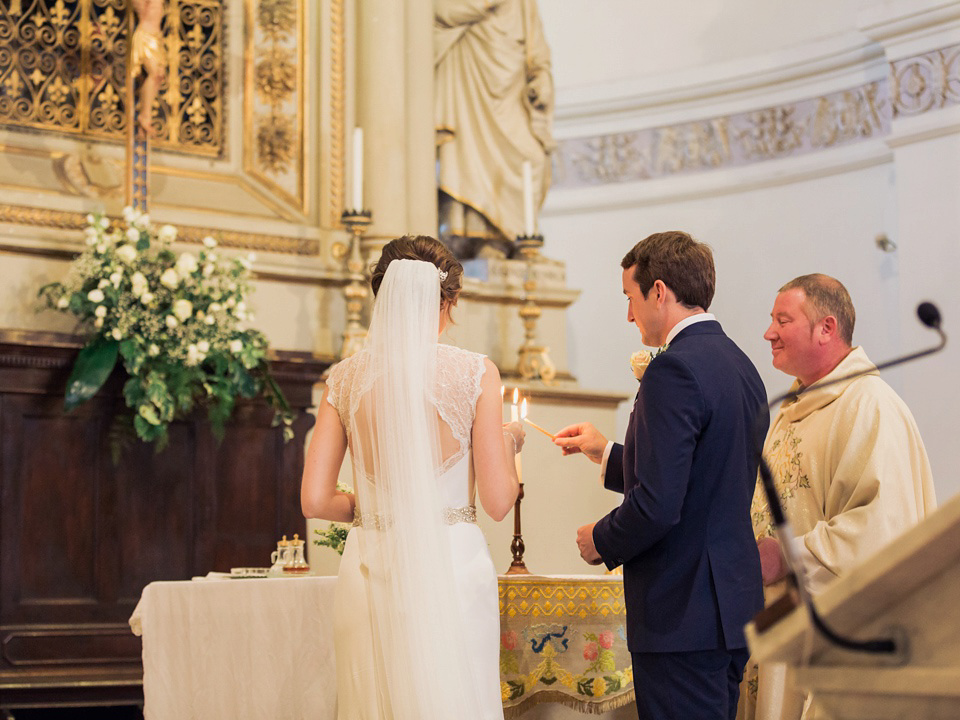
351,505,477,530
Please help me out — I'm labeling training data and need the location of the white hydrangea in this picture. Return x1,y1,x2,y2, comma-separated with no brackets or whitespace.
116,244,137,264
95,306,107,318
202,264,214,277
186,344,205,366
165,315,178,329
176,252,198,278
111,328,122,341
109,272,122,287
131,272,148,297
125,227,140,243
202,236,217,248
140,292,154,305
158,225,178,243
173,299,193,322
87,289,105,303
160,268,180,289
122,206,139,224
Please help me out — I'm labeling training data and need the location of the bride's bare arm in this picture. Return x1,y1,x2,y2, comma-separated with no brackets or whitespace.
301,387,355,522
472,358,522,521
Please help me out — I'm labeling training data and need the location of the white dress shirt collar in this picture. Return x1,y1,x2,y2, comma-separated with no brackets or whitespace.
665,313,716,347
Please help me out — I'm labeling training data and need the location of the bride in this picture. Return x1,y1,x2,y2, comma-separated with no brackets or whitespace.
301,235,524,719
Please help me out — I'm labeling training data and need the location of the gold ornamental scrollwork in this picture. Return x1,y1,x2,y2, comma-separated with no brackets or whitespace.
244,0,305,214
0,0,225,157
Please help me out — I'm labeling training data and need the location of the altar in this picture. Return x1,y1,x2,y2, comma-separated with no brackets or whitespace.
129,574,635,719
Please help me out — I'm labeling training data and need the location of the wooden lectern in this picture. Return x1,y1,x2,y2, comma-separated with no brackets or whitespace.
746,491,960,719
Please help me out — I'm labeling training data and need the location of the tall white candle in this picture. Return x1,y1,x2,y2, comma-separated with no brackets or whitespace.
513,390,522,482
522,161,535,237
352,127,364,210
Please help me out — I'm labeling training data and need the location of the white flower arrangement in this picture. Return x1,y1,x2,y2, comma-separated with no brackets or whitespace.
40,209,292,450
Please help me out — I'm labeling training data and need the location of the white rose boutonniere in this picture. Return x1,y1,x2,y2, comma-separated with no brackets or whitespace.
630,350,652,382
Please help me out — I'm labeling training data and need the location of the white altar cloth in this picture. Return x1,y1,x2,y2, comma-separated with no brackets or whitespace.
130,575,337,720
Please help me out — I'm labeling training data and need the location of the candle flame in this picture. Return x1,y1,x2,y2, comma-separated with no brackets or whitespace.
512,388,519,405
520,398,528,419
501,385,505,399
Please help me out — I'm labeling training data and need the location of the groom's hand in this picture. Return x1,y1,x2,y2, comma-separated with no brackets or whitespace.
576,522,603,565
553,422,607,463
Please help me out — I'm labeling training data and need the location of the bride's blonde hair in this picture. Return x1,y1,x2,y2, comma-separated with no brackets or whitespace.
370,235,463,310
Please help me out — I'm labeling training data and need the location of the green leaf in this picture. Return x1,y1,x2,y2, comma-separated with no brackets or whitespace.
65,338,119,411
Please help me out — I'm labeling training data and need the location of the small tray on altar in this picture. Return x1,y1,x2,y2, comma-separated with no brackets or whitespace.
229,567,270,578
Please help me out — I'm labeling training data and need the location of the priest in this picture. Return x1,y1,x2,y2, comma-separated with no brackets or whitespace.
741,273,938,720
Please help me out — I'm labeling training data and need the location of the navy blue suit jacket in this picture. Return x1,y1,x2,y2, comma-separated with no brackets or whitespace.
593,320,767,653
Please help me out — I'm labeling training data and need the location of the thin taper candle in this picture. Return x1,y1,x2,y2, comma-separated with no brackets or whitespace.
352,127,364,210
522,161,535,237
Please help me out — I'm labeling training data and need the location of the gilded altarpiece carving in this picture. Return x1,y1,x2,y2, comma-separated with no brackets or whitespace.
0,0,224,155
244,0,305,213
0,0,346,256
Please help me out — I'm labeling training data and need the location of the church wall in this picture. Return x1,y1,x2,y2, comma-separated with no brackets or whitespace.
540,1,863,89
540,0,960,502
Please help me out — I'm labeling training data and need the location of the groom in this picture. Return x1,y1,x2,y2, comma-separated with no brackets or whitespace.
554,231,767,720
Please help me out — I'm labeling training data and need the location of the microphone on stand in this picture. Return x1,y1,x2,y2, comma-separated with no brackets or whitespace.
753,301,946,654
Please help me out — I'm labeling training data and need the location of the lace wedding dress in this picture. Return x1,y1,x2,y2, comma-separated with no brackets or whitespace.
324,259,504,720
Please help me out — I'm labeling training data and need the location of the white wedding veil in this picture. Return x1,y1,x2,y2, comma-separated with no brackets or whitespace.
345,258,486,718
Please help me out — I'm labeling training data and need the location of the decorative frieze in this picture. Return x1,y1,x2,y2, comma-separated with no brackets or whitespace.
552,44,960,190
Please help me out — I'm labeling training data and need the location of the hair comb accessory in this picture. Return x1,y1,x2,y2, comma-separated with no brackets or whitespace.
438,268,448,282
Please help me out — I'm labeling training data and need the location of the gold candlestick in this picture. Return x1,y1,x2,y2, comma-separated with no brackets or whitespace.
506,481,529,575
335,209,373,360
515,234,556,383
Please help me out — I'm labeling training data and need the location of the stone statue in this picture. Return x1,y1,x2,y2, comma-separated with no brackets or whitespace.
435,0,556,259
130,0,167,136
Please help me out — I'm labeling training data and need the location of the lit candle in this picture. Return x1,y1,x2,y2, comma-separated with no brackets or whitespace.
352,127,364,211
522,161,535,237
514,391,523,483
511,388,520,423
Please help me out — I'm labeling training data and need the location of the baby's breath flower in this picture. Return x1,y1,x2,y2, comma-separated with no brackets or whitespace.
165,315,178,329
125,227,139,243
229,339,243,354
87,289,105,303
95,306,107,318
202,236,217,248
140,291,154,305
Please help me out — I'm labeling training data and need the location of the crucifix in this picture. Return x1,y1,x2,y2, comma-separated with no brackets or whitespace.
126,0,167,212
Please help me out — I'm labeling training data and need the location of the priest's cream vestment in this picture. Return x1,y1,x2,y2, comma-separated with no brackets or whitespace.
740,346,937,720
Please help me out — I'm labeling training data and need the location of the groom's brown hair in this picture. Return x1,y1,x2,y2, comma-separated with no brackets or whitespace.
621,231,715,311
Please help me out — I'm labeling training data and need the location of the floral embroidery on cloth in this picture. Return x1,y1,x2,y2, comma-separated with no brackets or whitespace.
752,424,810,538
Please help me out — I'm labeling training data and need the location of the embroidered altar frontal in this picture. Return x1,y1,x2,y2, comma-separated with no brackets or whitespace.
498,575,634,717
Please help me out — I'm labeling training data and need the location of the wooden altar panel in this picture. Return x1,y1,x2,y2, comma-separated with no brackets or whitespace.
0,330,330,711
